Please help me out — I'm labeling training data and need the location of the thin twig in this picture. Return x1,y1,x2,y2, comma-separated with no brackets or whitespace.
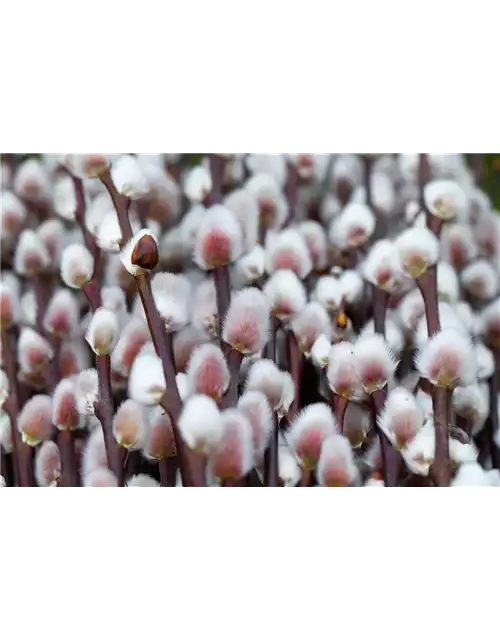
72,177,123,485
1,328,33,486
99,171,200,486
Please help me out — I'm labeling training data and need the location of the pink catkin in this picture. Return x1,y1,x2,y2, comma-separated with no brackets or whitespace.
44,304,75,338
271,249,304,276
53,380,80,430
144,410,176,460
295,429,328,470
428,351,462,385
200,230,233,268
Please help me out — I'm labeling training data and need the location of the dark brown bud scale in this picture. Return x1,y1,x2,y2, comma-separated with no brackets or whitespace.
131,234,159,271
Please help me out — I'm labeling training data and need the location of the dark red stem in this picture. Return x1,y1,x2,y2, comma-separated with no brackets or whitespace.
287,330,302,421
1,328,33,486
371,388,400,487
431,386,451,486
100,171,200,486
264,317,280,486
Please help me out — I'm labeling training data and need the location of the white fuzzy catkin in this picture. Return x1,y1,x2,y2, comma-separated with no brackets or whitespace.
313,276,344,312
362,239,411,295
53,174,77,220
183,165,212,203
378,386,423,449
290,301,332,355
185,343,230,401
278,444,302,487
76,368,99,415
246,154,287,187
237,391,274,460
113,399,148,450
311,334,332,369
234,245,266,284
461,259,499,301
18,327,54,374
316,434,360,487
424,179,467,222
326,341,364,400
222,287,271,355
14,229,51,276
60,244,94,289
451,462,491,487
178,394,223,455
415,327,476,388
128,352,166,405
297,220,328,272
263,269,307,321
395,226,439,278
353,333,398,394
60,154,111,178
127,474,161,487
111,154,150,199
401,422,435,476
245,359,294,415
287,403,338,470
85,308,119,356
329,203,375,250
194,204,244,269
265,228,313,280
437,261,460,303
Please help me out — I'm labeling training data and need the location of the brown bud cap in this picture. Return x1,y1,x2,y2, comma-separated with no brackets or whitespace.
131,234,159,271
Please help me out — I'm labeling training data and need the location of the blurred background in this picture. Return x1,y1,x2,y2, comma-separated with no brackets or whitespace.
3,154,500,207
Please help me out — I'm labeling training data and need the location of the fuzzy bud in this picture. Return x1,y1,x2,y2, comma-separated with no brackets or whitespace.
52,378,80,431
0,279,20,329
35,441,62,487
395,227,439,279
113,399,147,450
440,224,478,270
398,288,425,333
311,334,332,369
343,402,372,449
192,279,218,338
245,359,294,416
84,468,118,487
317,434,360,487
290,302,331,355
111,154,150,199
297,220,328,272
43,289,80,339
452,384,488,428
313,276,344,313
234,245,265,285
53,175,77,221
278,444,302,487
128,352,166,406
416,327,475,388
0,412,13,453
0,370,8,410
329,203,375,250
362,240,411,295
237,391,274,460
265,228,313,280
142,406,176,460
378,386,423,450
60,243,94,289
18,327,54,374
479,298,500,349
474,344,495,380
81,426,107,478
1,190,27,240
224,189,259,252
185,343,230,401
263,269,307,321
326,341,364,400
222,287,270,355
76,368,99,415
13,158,51,203
288,403,338,470
14,229,51,277
61,154,111,178
150,272,191,332
111,318,151,378
245,173,288,232
85,307,119,356
18,394,53,446
172,325,208,373
461,260,499,302
194,204,244,269
400,422,435,475
178,394,223,455
353,334,397,394
184,165,212,203
424,180,467,222
209,409,254,481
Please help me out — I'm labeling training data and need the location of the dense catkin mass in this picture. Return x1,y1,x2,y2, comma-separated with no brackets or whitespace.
1,152,500,488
